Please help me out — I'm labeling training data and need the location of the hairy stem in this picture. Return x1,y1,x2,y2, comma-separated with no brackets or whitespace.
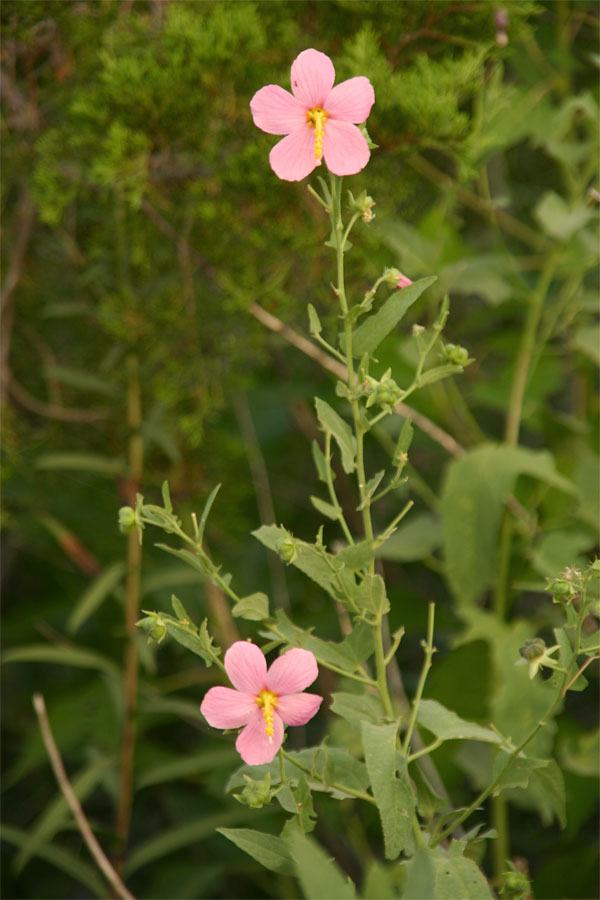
402,602,436,755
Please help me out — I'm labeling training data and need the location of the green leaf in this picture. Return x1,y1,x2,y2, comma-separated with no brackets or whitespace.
123,809,254,876
355,574,390,618
335,540,374,571
492,751,549,791
362,861,398,900
171,593,191,622
307,303,323,335
154,543,211,576
218,827,294,875
351,276,437,357
2,644,119,678
67,561,126,633
315,398,356,474
137,748,237,788
416,699,501,744
404,846,492,899
266,610,373,673
376,513,441,562
232,592,269,621
411,765,447,820
440,445,575,606
287,830,356,899
534,191,592,241
418,363,462,387
44,365,118,396
330,691,384,726
393,418,414,465
198,484,221,544
163,615,221,666
0,824,106,898
34,453,125,477
252,526,357,606
312,440,331,483
310,496,342,520
573,324,600,365
357,471,385,510
361,722,415,859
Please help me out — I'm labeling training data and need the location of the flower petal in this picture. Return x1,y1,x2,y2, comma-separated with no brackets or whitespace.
236,710,284,765
250,84,307,135
269,127,319,182
224,641,267,694
325,76,375,124
267,647,318,694
200,686,256,729
322,119,371,177
290,49,335,108
277,692,322,726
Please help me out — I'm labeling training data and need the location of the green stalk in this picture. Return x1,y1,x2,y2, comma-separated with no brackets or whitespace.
329,174,392,721
402,602,435,755
323,431,354,545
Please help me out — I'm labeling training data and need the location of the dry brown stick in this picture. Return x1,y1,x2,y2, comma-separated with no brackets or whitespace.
1,192,35,407
32,693,136,900
248,302,465,458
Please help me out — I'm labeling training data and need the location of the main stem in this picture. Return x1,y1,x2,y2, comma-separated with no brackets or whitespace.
115,354,143,870
330,174,391,719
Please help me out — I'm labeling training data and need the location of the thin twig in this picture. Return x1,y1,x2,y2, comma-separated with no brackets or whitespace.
32,694,136,900
8,378,111,422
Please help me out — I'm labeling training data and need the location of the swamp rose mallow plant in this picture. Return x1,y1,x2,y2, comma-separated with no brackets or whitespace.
201,641,322,765
250,48,375,181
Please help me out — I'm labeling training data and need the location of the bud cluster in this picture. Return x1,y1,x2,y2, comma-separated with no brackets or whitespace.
363,368,403,413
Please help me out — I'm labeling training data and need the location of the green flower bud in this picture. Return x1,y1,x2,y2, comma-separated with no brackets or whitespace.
383,267,402,286
234,773,273,808
118,506,137,533
277,538,298,565
136,612,167,643
519,638,546,662
443,343,470,366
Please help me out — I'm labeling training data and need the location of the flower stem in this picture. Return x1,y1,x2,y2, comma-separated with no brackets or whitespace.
373,622,395,718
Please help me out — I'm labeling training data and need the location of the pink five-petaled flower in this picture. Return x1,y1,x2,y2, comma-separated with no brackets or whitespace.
250,48,375,182
397,273,413,290
200,641,322,765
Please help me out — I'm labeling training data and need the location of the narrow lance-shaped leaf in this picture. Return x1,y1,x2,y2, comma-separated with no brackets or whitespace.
351,276,437,357
315,398,355,474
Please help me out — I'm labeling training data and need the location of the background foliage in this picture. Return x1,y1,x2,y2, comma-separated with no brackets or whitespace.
2,1,598,898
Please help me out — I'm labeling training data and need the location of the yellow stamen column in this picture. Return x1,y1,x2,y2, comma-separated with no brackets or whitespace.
256,689,278,742
307,107,328,162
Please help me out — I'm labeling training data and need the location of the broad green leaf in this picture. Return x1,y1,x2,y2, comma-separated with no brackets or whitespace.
351,276,437,357
558,728,600,778
492,751,549,790
218,827,294,875
34,453,125,476
137,748,237,788
268,610,373,673
403,846,492,899
376,513,441,562
355,574,390,617
411,764,447,819
310,496,342,520
361,722,415,859
232,592,269,621
510,759,566,828
315,398,356,474
15,756,112,873
67,561,126,633
330,691,385,726
2,644,119,679
287,830,355,899
534,191,592,240
416,699,501,744
253,526,357,606
171,594,191,622
335,540,373,571
362,861,398,900
123,809,254,876
440,445,575,606
0,824,105,897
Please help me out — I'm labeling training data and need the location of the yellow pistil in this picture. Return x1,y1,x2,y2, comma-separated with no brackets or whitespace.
307,106,328,161
256,689,278,742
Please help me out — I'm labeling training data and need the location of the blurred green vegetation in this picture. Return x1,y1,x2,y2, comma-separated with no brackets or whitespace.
1,1,598,898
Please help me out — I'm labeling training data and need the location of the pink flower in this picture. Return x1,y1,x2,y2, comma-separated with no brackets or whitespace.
397,273,413,290
250,48,375,182
200,641,322,765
